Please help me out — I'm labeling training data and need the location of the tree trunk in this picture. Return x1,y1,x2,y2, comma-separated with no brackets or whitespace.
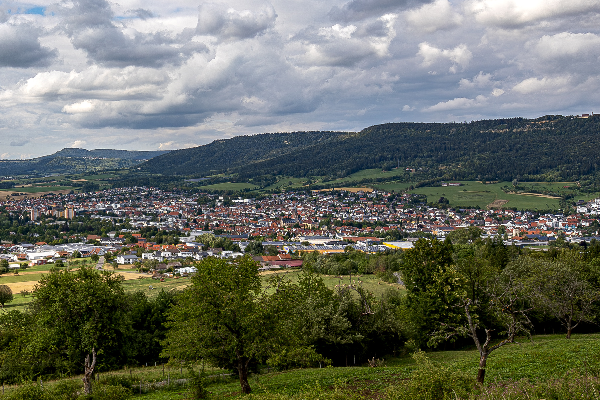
477,352,488,384
83,348,97,395
238,359,251,394
566,327,572,339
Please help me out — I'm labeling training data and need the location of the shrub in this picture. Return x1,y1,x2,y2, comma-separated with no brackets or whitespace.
267,347,332,370
97,374,138,391
187,372,209,399
48,380,81,400
3,383,48,400
385,351,474,400
77,385,130,400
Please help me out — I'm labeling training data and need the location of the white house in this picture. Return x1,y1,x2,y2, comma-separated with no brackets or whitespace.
116,255,139,264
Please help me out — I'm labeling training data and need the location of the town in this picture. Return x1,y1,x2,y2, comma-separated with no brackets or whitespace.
1,186,598,269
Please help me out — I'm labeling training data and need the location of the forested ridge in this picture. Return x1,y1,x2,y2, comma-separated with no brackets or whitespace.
140,115,600,183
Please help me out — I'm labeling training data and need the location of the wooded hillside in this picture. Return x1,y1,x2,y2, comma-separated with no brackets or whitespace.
140,115,600,183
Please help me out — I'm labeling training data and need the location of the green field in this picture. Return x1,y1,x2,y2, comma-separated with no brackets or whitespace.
262,177,310,191
372,181,414,192
405,181,566,210
1,186,75,193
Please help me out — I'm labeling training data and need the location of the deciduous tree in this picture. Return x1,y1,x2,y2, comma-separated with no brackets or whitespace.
162,256,285,394
0,285,13,307
29,267,127,394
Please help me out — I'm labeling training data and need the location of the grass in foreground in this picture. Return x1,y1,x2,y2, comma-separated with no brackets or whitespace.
5,333,599,400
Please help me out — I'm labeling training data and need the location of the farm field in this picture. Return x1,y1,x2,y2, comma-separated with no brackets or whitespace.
1,264,153,311
261,177,310,191
2,186,75,193
406,181,567,210
0,265,401,311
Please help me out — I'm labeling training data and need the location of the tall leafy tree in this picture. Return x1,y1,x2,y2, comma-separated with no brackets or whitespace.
29,267,127,394
162,256,286,394
517,253,599,339
399,238,464,347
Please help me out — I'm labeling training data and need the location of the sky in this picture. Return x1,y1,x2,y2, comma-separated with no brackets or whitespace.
2,0,600,159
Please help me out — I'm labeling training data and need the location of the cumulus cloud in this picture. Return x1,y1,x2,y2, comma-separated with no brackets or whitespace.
196,3,277,41
0,23,57,67
418,42,472,72
14,66,169,101
297,14,397,66
468,0,600,29
425,95,487,111
405,0,463,33
512,76,571,94
535,32,600,59
459,72,494,89
60,0,206,67
62,100,96,113
70,140,87,148
329,0,433,22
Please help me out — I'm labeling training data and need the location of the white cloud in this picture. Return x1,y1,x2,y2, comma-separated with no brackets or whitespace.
196,3,277,41
158,141,177,150
405,0,463,33
468,0,600,28
459,72,493,89
418,42,472,72
70,140,87,148
491,88,504,96
425,95,487,111
534,32,600,59
299,14,397,66
319,24,357,39
62,100,95,113
402,104,415,111
512,76,571,94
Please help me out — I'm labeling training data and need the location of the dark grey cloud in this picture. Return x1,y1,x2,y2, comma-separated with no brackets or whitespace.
0,24,57,68
61,0,205,67
329,0,433,22
129,9,155,20
196,3,277,41
10,139,30,146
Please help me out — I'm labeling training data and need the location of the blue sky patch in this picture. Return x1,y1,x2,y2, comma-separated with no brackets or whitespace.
25,6,45,15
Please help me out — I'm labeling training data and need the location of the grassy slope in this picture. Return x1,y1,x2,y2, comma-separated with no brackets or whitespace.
128,333,600,399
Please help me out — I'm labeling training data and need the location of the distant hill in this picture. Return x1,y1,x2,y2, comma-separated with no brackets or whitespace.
139,115,600,184
0,148,169,177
